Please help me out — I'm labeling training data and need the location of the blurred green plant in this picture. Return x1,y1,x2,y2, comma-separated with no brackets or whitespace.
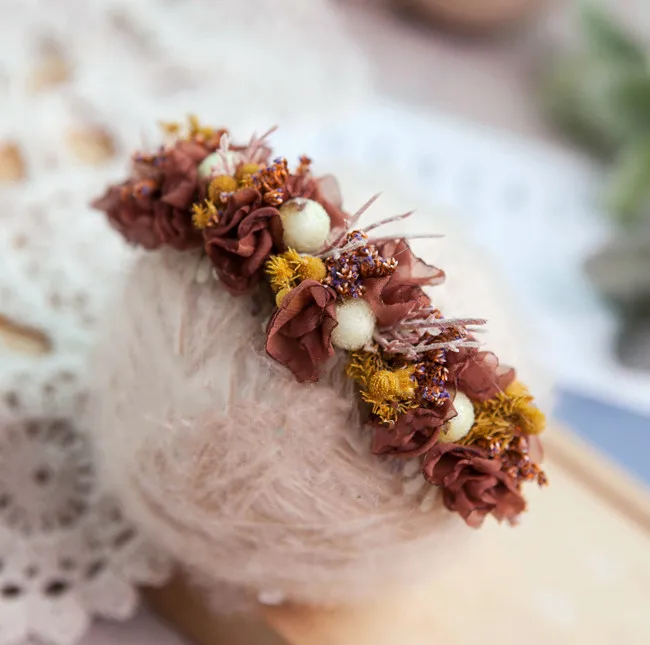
543,2,650,225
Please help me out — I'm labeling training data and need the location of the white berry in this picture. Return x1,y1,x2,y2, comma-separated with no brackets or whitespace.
198,151,240,179
439,392,475,443
279,198,331,253
331,299,376,351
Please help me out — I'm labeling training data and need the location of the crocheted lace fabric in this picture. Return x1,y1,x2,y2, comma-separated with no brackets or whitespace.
0,0,369,179
0,420,171,645
0,1,368,641
0,175,172,645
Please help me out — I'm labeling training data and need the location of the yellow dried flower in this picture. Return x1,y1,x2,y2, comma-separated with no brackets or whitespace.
296,255,326,282
160,115,216,142
396,368,417,396
463,380,545,446
368,370,398,399
187,114,215,140
368,368,416,400
265,255,296,292
504,381,546,434
208,175,238,203
275,286,292,307
346,350,384,388
266,249,327,293
368,399,418,425
281,248,301,264
192,200,218,229
159,120,181,136
282,249,326,281
236,162,260,182
347,351,417,424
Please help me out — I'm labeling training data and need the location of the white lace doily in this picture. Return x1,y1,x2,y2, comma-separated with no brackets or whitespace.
0,0,369,184
0,1,370,640
0,176,171,645
0,419,170,645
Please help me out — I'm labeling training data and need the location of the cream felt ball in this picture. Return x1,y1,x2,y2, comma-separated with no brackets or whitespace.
279,198,331,253
89,173,550,607
439,391,475,443
330,298,376,350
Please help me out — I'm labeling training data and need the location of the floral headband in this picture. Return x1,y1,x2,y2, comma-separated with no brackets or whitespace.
93,117,547,528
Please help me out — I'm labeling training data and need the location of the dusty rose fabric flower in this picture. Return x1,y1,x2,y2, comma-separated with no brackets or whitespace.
364,239,444,328
422,443,526,527
370,405,456,458
447,349,516,402
93,140,211,250
265,280,338,382
203,188,280,295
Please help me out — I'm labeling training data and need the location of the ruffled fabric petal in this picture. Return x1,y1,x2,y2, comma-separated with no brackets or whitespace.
447,349,516,402
422,443,526,527
370,406,455,458
203,188,280,295
265,280,337,382
92,138,213,251
364,239,444,327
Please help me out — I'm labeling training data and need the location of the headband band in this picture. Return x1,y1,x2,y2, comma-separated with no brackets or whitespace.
93,117,547,528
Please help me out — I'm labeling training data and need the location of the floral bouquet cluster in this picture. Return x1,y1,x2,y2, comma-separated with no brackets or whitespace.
94,118,547,527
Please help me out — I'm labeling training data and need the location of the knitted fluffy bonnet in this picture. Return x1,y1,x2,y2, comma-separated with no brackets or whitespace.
89,123,549,606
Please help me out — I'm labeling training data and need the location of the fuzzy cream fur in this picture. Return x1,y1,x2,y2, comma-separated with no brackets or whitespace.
89,184,550,607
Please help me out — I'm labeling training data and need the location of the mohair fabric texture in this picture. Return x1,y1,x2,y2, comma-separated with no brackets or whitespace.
88,184,549,607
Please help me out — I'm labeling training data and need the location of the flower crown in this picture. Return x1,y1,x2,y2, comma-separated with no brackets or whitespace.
93,117,547,528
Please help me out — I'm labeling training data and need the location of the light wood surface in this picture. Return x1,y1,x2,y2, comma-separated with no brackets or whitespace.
146,579,288,645
145,424,650,645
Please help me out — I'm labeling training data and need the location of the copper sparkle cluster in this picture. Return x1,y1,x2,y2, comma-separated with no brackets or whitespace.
323,231,398,299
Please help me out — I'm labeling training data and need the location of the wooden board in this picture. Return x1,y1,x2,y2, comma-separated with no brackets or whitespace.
145,425,650,645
